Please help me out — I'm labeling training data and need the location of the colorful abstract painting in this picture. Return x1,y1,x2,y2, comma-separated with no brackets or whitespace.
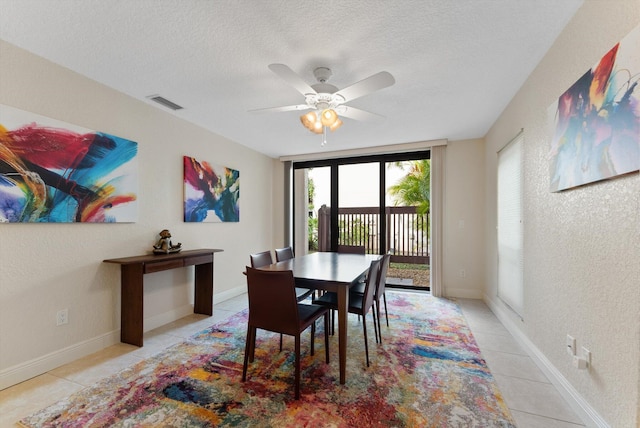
184,156,239,222
548,24,640,192
0,105,138,222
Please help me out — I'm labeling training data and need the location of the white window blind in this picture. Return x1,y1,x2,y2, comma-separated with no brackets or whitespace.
497,132,524,317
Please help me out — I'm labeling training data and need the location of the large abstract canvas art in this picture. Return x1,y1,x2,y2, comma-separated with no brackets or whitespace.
548,24,640,192
0,105,138,223
184,156,239,222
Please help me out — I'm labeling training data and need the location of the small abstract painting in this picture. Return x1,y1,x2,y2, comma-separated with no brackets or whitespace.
0,105,138,223
549,24,640,192
184,156,239,222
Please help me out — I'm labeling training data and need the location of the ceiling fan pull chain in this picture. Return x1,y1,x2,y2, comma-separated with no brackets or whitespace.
321,126,328,146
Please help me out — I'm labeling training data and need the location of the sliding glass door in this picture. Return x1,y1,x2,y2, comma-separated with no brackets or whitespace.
293,151,431,290
338,162,380,252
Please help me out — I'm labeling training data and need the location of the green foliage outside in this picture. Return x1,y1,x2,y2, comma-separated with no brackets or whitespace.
308,217,318,251
388,160,431,214
390,262,429,270
307,174,317,251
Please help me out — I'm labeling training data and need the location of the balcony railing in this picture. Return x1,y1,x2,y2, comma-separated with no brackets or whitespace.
317,205,430,264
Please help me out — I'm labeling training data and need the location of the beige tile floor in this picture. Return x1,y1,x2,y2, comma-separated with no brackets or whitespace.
0,293,586,428
456,298,586,428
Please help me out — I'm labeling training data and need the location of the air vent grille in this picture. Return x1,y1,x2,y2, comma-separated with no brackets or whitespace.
146,95,183,111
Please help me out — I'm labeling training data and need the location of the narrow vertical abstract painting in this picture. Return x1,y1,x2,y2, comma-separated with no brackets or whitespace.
0,105,138,223
183,156,239,222
548,24,639,192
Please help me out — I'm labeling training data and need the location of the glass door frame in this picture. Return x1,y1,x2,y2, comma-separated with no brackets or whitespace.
292,150,431,255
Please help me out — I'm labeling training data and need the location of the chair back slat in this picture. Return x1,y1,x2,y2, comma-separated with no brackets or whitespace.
376,254,391,299
360,259,381,313
275,246,294,262
250,251,273,268
245,267,299,335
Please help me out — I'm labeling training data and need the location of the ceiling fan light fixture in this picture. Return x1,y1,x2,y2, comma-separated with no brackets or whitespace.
300,111,317,130
320,108,338,127
256,63,395,146
311,119,324,134
329,117,343,132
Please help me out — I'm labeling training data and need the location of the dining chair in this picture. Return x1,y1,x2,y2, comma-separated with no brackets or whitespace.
352,253,391,343
312,258,381,367
250,250,312,300
249,251,314,350
275,246,317,300
337,244,366,254
249,250,274,269
242,267,330,399
274,246,294,262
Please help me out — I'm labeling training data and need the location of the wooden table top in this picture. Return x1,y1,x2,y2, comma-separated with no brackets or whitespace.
258,252,380,284
104,248,223,265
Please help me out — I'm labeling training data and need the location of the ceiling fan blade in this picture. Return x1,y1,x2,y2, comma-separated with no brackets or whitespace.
268,64,317,96
335,71,395,102
337,105,384,121
248,104,311,113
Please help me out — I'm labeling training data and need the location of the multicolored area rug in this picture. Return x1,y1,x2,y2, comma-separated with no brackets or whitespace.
20,292,515,427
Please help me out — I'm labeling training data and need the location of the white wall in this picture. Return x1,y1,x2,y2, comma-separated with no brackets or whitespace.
483,2,639,426
0,41,277,388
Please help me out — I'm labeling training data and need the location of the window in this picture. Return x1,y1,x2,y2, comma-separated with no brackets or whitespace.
497,132,524,317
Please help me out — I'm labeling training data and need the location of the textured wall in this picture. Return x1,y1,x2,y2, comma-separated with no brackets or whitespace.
444,139,486,298
0,41,276,377
483,3,640,426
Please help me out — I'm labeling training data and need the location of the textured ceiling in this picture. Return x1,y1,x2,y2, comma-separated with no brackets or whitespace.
0,0,583,158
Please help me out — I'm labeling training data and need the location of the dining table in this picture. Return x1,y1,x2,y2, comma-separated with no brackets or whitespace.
257,251,381,384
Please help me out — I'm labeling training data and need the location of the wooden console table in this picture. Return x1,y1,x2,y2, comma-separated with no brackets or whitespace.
104,248,223,347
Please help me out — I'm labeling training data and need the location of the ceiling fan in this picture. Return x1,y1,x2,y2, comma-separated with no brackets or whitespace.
251,64,395,145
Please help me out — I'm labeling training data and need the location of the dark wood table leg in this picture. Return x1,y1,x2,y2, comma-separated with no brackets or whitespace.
337,284,349,384
194,261,213,315
120,263,144,347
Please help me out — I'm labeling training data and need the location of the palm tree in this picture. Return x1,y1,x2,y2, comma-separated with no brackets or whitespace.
388,160,430,214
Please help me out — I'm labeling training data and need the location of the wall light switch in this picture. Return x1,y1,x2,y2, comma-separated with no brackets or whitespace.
566,335,576,356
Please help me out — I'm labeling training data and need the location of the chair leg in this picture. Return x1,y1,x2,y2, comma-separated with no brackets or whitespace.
248,327,257,363
294,335,301,399
362,314,370,367
330,310,335,335
383,293,389,327
310,320,316,356
375,299,383,344
242,326,255,381
371,306,379,345
324,312,330,363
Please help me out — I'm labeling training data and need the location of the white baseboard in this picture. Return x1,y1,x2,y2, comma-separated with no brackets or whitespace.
1,288,247,391
213,284,246,303
445,287,483,299
483,293,609,428
0,329,120,390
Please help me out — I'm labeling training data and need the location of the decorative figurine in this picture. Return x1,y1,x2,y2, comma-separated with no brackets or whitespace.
153,229,182,254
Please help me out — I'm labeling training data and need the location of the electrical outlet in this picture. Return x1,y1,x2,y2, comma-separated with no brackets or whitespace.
566,334,576,356
56,309,68,326
459,269,466,278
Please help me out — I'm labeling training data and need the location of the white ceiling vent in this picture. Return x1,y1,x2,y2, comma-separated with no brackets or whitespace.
146,95,183,110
